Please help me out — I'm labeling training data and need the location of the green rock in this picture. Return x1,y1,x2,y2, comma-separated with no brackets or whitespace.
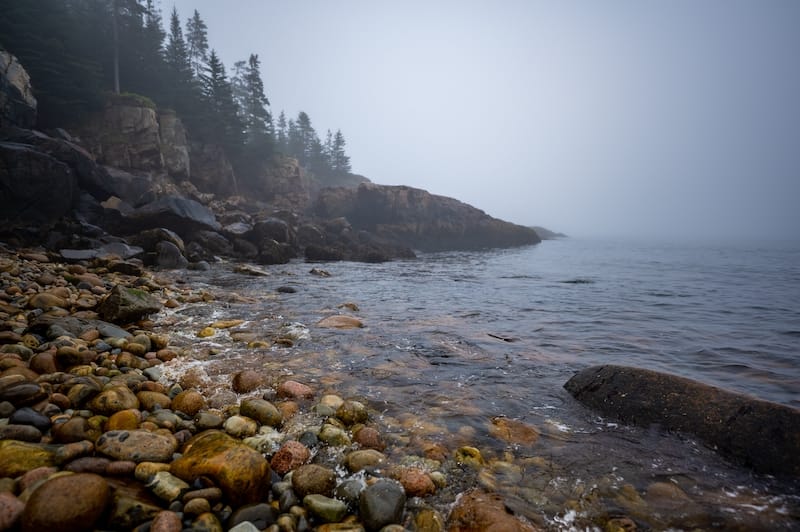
0,440,55,477
304,494,348,523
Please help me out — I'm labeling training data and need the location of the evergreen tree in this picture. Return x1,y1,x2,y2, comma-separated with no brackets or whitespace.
286,118,301,159
294,111,315,166
165,7,191,81
163,7,198,116
276,111,289,152
185,9,209,78
200,49,243,153
237,53,272,143
323,129,334,161
331,129,351,174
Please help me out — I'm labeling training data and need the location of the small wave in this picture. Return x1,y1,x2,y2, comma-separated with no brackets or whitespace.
780,330,800,337
559,278,595,284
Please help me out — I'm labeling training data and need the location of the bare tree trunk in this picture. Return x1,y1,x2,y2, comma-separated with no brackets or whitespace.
112,0,120,94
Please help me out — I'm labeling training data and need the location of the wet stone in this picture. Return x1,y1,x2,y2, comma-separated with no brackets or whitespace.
304,494,348,523
0,382,47,406
224,415,259,438
170,430,270,506
64,456,112,474
0,440,55,477
277,380,313,400
0,424,42,442
21,473,110,532
231,370,267,393
106,408,143,431
194,412,223,430
96,429,178,463
270,440,311,475
149,510,183,532
9,406,52,433
344,449,386,473
291,464,337,499
394,467,436,497
0,492,24,531
52,416,100,443
318,423,351,446
353,426,386,451
89,385,140,415
229,502,279,530
190,511,224,532
336,400,368,426
172,389,206,416
359,480,406,531
240,397,283,427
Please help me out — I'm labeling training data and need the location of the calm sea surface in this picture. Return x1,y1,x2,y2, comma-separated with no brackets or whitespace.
162,237,800,529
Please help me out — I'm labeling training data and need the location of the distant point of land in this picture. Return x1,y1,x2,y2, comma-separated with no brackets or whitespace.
531,226,567,240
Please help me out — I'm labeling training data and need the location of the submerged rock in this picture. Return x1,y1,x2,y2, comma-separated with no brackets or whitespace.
564,364,800,477
448,489,540,532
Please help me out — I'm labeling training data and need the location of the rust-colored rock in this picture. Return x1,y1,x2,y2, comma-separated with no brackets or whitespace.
170,430,270,506
448,489,541,532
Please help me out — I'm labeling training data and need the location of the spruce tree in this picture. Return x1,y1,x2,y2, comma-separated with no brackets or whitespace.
276,111,289,152
185,9,209,78
200,50,244,154
331,129,351,174
239,53,272,143
163,7,198,117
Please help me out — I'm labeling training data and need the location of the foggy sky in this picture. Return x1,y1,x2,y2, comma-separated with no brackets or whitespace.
165,1,800,241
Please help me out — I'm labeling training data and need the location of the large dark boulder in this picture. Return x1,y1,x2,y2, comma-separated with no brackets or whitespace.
564,364,800,477
0,127,113,200
121,195,221,237
313,183,540,252
0,141,76,223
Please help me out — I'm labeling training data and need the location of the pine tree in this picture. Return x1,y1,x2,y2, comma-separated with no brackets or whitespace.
185,9,209,78
238,53,272,143
163,7,197,114
200,49,244,153
276,111,289,152
331,129,351,174
294,111,315,166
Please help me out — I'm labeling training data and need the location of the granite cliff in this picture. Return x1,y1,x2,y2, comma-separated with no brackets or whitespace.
1,52,540,266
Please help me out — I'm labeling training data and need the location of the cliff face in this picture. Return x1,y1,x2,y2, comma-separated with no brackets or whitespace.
1,54,540,262
0,51,37,129
313,183,541,251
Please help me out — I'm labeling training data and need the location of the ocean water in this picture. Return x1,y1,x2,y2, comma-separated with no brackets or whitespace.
162,237,800,528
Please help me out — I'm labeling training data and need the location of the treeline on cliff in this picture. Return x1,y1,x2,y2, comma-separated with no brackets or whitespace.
0,0,351,188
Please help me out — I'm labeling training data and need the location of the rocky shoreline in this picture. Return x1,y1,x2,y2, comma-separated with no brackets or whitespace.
0,245,542,531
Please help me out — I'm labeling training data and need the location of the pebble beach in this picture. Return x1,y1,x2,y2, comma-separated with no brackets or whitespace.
0,245,544,532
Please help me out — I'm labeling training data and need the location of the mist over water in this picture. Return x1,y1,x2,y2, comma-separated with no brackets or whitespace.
167,0,800,241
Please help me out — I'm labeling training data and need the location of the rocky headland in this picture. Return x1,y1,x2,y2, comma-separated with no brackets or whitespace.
1,52,539,268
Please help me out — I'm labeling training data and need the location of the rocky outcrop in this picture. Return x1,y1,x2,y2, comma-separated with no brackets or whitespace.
0,127,113,201
313,183,541,252
158,110,190,179
0,51,36,128
188,141,236,196
0,142,76,223
564,365,800,477
252,156,311,212
79,100,164,172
